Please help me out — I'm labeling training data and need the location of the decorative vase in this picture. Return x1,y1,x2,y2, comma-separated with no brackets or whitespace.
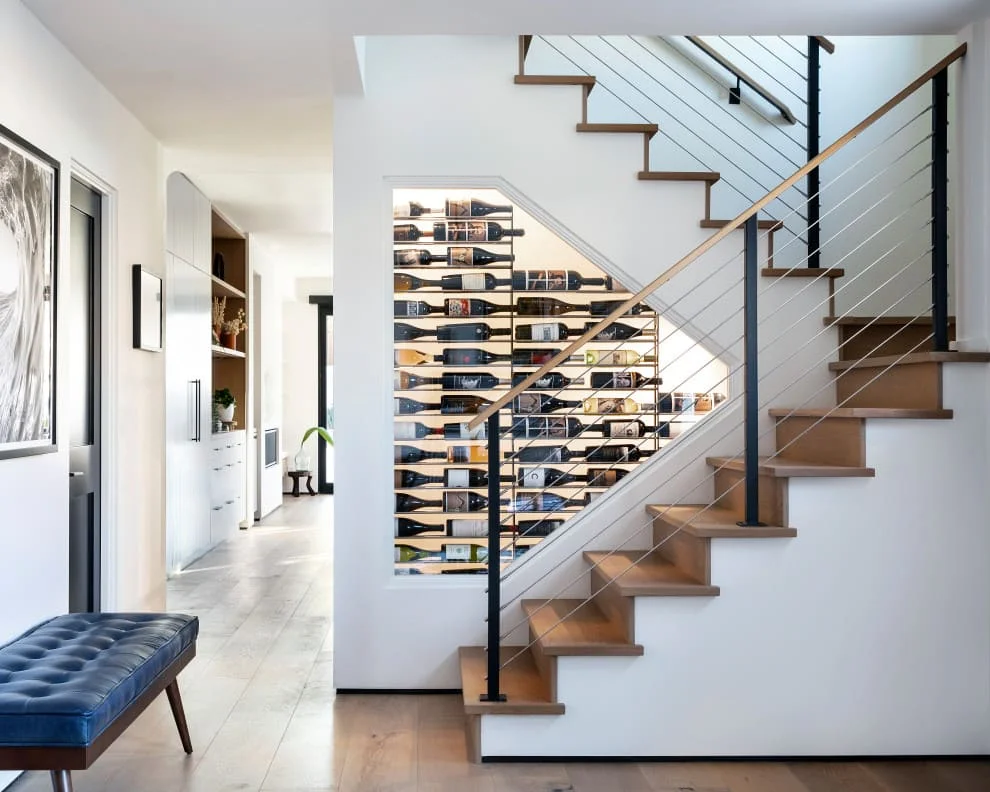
213,252,226,280
221,331,237,350
218,404,235,423
294,450,311,472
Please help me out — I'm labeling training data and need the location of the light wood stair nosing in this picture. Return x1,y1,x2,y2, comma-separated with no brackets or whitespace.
763,267,845,278
702,218,783,231
514,74,596,89
769,407,953,420
646,504,796,538
576,122,658,137
637,170,720,183
824,315,957,327
829,351,990,371
707,455,876,478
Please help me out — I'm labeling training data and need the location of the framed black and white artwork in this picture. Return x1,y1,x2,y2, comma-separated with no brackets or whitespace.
0,123,59,460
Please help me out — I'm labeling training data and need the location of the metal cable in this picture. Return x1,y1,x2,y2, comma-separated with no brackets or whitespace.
748,36,808,81
715,36,810,108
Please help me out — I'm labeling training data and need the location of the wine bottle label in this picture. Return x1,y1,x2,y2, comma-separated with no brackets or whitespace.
448,446,488,463
514,394,545,414
532,375,557,389
393,372,403,390
586,350,633,366
524,270,567,291
447,375,485,389
445,469,471,489
586,491,604,502
447,246,473,265
608,374,635,388
528,323,561,341
446,200,470,217
588,469,620,486
443,492,472,513
445,544,473,562
399,301,431,316
441,221,489,242
393,225,420,242
448,519,487,538
588,398,629,414
394,423,420,440
450,423,487,440
674,393,696,413
394,249,427,267
445,299,473,316
595,325,635,340
461,274,487,291
607,421,643,438
520,468,547,488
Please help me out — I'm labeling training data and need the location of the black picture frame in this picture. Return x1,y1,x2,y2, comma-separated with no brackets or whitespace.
0,122,59,461
132,264,163,352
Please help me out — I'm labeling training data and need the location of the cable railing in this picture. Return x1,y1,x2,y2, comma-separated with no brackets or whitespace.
472,43,965,704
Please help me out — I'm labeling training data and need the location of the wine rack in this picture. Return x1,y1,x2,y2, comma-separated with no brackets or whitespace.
391,189,725,577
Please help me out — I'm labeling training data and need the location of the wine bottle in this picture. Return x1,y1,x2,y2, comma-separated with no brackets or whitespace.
395,544,486,564
394,469,444,487
394,300,442,317
444,298,512,317
394,445,445,463
507,493,586,513
435,323,511,343
395,397,446,415
512,270,613,291
515,297,590,317
447,246,515,267
589,419,671,438
444,468,495,488
447,445,488,464
394,371,439,390
393,201,435,217
513,348,582,365
584,444,653,463
507,445,583,463
585,349,656,366
512,372,584,390
510,417,585,438
395,323,434,342
395,273,510,292
694,393,714,413
584,321,654,341
443,422,488,440
394,223,428,242
394,348,433,366
445,198,513,217
440,395,494,415
513,393,583,415
395,493,442,512
589,372,660,389
514,519,565,537
394,248,446,267
586,467,629,487
395,517,441,537
514,323,578,342
436,348,513,366
518,467,579,488
393,422,442,440
583,397,654,415
588,300,649,316
443,491,489,513
432,220,524,242
441,372,509,390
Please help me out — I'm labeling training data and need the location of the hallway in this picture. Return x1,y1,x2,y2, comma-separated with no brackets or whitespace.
10,496,990,791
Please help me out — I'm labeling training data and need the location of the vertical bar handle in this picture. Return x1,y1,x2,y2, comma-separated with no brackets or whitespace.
194,379,202,443
739,216,763,527
806,36,821,270
931,69,950,352
481,411,506,703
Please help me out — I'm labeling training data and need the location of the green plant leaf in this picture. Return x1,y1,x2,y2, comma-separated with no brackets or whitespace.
301,426,333,448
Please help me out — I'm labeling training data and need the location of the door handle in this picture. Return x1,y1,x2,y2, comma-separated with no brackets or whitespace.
194,379,202,442
69,471,84,478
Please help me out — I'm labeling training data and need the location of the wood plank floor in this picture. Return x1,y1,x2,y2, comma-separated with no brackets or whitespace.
10,496,989,791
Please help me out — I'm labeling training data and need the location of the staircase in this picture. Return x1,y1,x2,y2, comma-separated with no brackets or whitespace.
457,38,986,761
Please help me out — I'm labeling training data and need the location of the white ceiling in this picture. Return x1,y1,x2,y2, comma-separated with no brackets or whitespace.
22,0,987,265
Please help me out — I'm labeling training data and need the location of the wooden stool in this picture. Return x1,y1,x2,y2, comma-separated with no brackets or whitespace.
288,470,316,497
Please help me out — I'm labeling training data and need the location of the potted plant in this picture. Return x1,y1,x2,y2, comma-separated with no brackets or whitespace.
221,308,247,351
294,426,332,472
213,388,236,423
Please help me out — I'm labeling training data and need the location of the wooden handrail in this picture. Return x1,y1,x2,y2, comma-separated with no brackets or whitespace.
685,36,797,124
815,36,836,55
469,42,966,429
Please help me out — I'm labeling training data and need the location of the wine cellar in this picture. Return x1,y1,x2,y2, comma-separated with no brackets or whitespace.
392,188,728,576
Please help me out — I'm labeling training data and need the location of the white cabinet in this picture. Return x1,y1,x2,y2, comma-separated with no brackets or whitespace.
210,431,246,543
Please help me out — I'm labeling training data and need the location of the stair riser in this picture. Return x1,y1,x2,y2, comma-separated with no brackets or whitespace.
652,520,711,584
713,468,788,525
588,567,635,643
774,416,865,467
839,324,955,361
529,638,559,702
835,362,942,409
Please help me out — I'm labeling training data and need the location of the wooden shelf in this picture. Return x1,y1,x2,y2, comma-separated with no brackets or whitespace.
211,275,246,299
212,345,246,360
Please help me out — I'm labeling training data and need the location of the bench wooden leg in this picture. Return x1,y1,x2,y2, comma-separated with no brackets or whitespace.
49,770,73,792
165,680,193,754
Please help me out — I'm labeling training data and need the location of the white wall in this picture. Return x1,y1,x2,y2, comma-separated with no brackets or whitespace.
0,3,164,786
333,34,836,689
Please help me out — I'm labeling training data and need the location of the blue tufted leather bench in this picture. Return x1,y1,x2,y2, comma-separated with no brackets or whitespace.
0,613,198,792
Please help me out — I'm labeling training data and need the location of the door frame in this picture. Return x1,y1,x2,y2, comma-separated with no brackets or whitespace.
70,162,116,612
310,295,333,494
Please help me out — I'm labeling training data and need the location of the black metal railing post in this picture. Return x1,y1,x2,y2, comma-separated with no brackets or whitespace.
931,68,950,352
739,215,763,527
481,411,506,703
807,36,822,269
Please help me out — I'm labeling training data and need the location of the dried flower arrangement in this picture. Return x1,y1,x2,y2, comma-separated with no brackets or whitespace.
223,308,247,336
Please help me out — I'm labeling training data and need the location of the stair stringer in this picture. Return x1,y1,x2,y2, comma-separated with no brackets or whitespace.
479,364,990,757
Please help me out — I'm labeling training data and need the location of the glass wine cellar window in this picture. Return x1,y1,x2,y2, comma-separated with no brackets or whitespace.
392,188,728,577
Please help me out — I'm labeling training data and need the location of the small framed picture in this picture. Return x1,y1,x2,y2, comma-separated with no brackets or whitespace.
132,264,163,351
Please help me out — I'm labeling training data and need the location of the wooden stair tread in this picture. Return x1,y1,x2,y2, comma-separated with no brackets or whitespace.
584,551,719,597
638,170,720,183
825,315,956,327
514,75,596,88
576,122,658,137
459,646,564,715
707,456,875,478
701,218,783,231
646,504,796,538
522,599,643,656
769,407,953,419
763,267,845,278
829,351,990,371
